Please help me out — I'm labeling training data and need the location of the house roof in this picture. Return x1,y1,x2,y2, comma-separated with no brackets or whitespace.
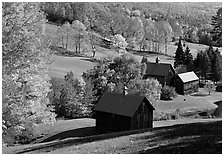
94,92,155,117
178,71,199,83
145,62,175,76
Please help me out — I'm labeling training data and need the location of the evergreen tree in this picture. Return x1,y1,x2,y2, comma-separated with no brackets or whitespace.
212,49,222,82
211,8,222,47
174,37,185,68
201,51,211,78
184,46,194,71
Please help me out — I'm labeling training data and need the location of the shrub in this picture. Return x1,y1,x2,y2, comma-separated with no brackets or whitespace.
161,85,177,100
141,56,148,64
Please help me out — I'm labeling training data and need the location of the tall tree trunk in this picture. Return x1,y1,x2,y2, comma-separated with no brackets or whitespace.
75,43,78,54
66,31,69,50
148,40,151,51
165,36,168,55
62,37,64,48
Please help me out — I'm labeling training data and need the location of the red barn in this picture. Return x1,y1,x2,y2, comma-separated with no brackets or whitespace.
94,92,155,132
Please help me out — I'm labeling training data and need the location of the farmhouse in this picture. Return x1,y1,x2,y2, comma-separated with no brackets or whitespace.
94,92,155,132
143,57,175,86
175,71,199,95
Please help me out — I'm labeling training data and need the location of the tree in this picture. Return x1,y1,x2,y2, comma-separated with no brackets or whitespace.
50,72,94,118
184,46,194,71
204,80,215,95
83,54,147,104
111,34,128,53
127,78,162,102
71,20,87,54
2,2,56,144
212,49,222,82
195,50,211,78
174,37,185,68
202,51,211,78
211,8,222,47
161,85,177,100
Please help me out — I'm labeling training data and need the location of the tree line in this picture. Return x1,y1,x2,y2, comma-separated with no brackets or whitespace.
174,37,222,82
41,2,222,48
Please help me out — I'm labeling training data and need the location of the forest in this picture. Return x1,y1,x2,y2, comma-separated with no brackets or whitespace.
41,2,222,47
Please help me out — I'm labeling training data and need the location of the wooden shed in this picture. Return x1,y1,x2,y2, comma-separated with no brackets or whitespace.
175,71,199,95
143,58,175,86
94,92,155,132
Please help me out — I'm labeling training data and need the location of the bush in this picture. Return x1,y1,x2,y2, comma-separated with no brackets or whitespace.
161,85,177,100
141,56,148,64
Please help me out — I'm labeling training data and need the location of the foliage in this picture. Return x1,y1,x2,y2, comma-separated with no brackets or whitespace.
2,2,56,145
40,2,221,47
127,78,162,101
211,8,222,47
71,20,88,53
175,65,188,74
194,49,212,78
111,34,128,53
184,46,194,71
212,49,222,82
49,72,94,118
83,54,151,104
161,85,177,100
174,37,185,68
205,47,222,82
141,56,148,64
57,21,71,49
204,80,215,95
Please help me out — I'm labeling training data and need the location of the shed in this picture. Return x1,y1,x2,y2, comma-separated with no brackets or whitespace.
143,58,175,86
175,71,199,95
94,92,155,132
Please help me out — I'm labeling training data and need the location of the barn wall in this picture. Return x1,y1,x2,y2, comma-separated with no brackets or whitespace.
175,78,184,95
183,80,199,95
131,101,153,130
95,111,131,132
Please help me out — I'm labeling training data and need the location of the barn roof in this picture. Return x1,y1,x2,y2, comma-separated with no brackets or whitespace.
178,71,199,83
94,92,155,117
145,62,175,76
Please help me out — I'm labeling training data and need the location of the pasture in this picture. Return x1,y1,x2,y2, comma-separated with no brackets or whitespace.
3,119,221,154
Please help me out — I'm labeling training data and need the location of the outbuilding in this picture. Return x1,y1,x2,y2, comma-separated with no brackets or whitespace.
94,92,155,132
143,57,175,86
175,71,199,95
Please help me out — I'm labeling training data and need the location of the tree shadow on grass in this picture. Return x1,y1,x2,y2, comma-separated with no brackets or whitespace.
136,121,222,154
40,127,98,143
191,93,209,97
80,58,99,63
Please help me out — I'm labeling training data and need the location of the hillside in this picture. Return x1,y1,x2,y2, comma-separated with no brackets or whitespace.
41,2,222,47
4,120,221,154
46,22,221,79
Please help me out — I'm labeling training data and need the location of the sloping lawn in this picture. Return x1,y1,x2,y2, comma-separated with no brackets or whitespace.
48,55,97,78
23,120,221,154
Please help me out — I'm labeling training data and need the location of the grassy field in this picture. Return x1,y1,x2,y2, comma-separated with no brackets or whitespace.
3,118,221,154
46,23,221,79
4,119,220,154
46,120,221,154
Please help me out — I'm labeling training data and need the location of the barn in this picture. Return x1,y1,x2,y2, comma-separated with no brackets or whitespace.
175,71,199,95
94,92,155,132
143,57,175,86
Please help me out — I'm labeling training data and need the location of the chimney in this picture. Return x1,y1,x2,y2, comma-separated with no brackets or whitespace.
155,56,160,63
123,86,128,96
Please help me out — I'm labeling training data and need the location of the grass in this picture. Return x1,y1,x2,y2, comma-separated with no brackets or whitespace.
16,120,221,154
46,23,222,79
48,55,97,78
3,118,221,154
